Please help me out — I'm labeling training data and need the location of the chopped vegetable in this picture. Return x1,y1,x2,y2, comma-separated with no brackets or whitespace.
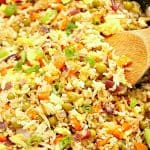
66,22,77,35
97,138,109,147
40,9,57,24
52,82,62,95
54,127,71,135
0,134,6,142
49,116,57,125
71,117,82,131
9,134,26,147
26,135,42,146
144,129,150,148
38,91,50,100
95,62,107,73
62,103,73,111
86,57,95,67
14,61,23,71
64,46,75,59
4,4,17,16
134,142,148,150
109,128,124,140
122,122,131,131
54,135,71,150
54,55,66,69
24,65,40,74
82,104,92,113
130,97,137,109
0,48,9,59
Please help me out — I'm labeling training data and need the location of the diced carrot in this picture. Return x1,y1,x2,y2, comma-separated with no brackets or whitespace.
38,91,50,100
27,109,38,119
92,104,101,113
71,117,82,131
97,138,110,147
111,145,119,150
122,122,131,131
109,128,124,140
44,76,54,84
30,12,39,21
54,55,66,70
53,135,63,144
0,68,7,76
39,59,46,67
55,3,64,11
67,69,77,77
19,3,31,9
0,134,6,142
134,142,148,150
60,17,69,30
56,0,62,3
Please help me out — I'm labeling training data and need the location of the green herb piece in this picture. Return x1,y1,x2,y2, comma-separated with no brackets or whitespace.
26,135,42,146
82,104,92,113
130,98,137,109
40,9,57,24
5,4,17,17
24,65,40,74
66,22,77,36
64,46,75,59
86,57,95,67
52,82,62,95
54,136,71,150
144,129,150,148
14,61,23,71
0,48,9,59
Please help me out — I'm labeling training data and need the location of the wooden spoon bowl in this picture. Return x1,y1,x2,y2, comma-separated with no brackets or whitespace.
106,28,150,85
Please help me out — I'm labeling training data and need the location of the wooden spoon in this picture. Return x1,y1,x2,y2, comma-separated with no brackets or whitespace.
106,28,150,85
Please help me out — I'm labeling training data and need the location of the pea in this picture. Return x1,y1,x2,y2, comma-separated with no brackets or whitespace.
140,121,150,130
62,103,73,112
12,121,22,129
90,129,96,137
23,18,31,26
49,116,57,126
95,62,107,74
123,1,133,10
85,80,92,87
67,92,78,103
22,102,30,111
7,92,15,100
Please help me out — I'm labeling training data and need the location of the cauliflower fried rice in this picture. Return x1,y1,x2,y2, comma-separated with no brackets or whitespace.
0,0,150,149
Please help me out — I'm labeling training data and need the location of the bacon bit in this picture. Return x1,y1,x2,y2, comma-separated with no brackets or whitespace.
39,59,46,67
70,8,81,16
75,130,91,141
0,0,6,4
111,0,119,11
97,138,110,147
71,117,82,131
53,135,64,144
148,75,150,82
30,12,39,21
4,82,12,90
0,134,6,142
38,91,50,100
13,0,22,3
19,3,31,10
105,80,114,89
